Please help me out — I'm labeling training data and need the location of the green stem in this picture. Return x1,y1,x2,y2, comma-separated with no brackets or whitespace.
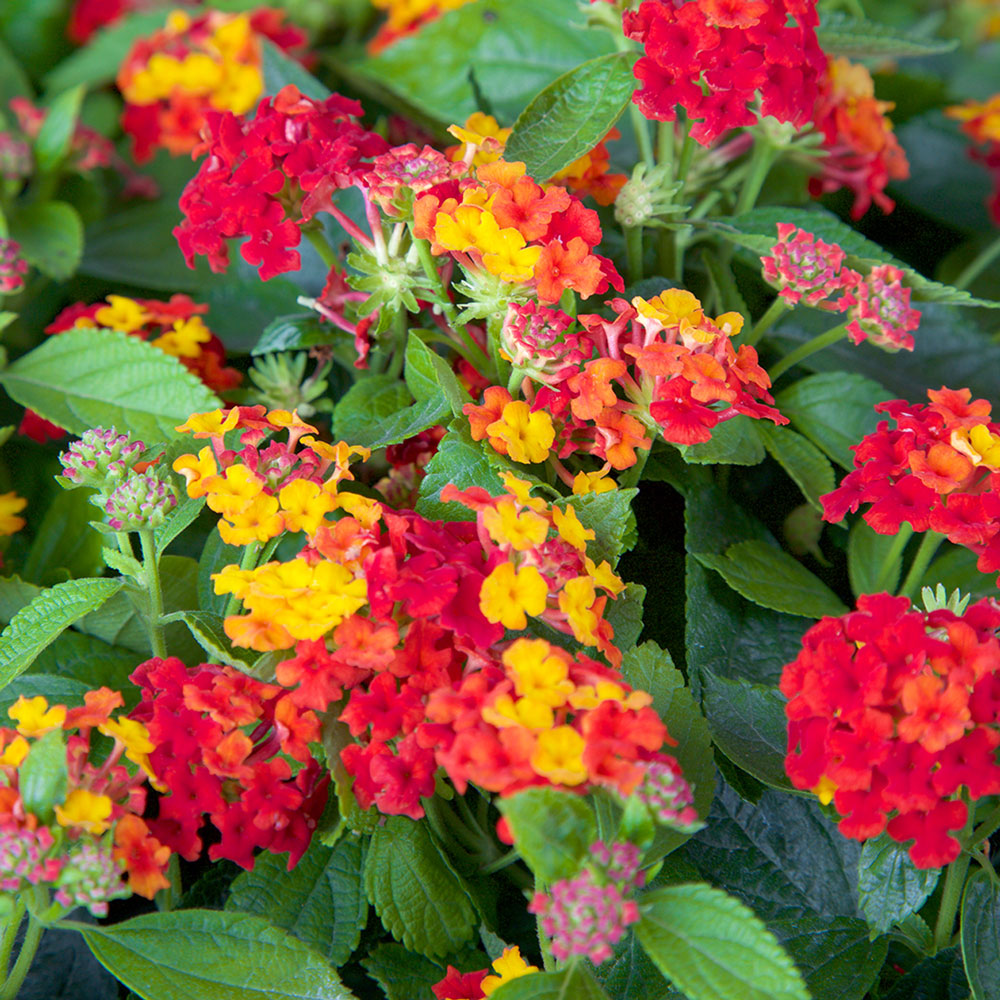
625,225,644,285
480,848,521,875
734,138,777,215
933,853,971,953
115,531,134,560
223,540,262,618
969,799,1000,847
139,529,167,659
656,121,674,175
768,323,848,381
744,297,789,347
898,531,945,600
872,524,913,594
535,877,556,972
303,227,339,270
0,900,24,979
953,232,1000,291
0,909,42,1000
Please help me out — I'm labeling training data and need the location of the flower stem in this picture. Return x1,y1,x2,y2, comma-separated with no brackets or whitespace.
744,297,789,347
768,323,848,381
303,226,339,269
873,523,913,594
953,231,1000,291
139,529,167,659
969,800,1000,847
0,900,24,980
0,908,42,1000
898,531,945,600
933,852,971,953
734,137,777,215
625,225,644,285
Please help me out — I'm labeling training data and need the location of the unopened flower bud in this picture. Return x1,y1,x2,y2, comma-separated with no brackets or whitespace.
58,428,145,489
104,471,178,532
54,839,129,917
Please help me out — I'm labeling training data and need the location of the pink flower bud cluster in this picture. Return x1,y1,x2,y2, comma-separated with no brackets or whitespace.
500,301,595,386
0,824,63,893
53,839,129,918
634,759,702,831
104,470,179,532
840,263,921,353
59,427,145,489
0,239,27,295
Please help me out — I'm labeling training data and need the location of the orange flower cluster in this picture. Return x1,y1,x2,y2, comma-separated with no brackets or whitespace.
117,8,307,162
0,691,170,905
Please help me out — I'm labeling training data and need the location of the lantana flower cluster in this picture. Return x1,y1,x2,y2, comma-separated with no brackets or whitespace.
781,593,1000,867
174,84,389,280
623,0,826,145
127,656,328,870
761,224,921,351
432,945,539,1000
0,691,171,908
117,8,307,163
822,387,1000,578
466,288,785,474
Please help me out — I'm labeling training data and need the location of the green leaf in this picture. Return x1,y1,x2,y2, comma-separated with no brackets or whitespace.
364,816,477,957
491,964,611,1000
605,582,645,651
680,417,765,467
695,540,848,619
333,375,412,443
260,38,328,100
775,372,888,470
19,728,67,823
857,834,940,936
563,488,637,565
23,487,105,586
34,85,85,173
404,333,470,415
0,35,31,110
505,52,633,181
847,519,902,597
961,868,1000,1000
710,207,1000,310
252,314,339,356
0,577,124,691
31,630,142,699
362,943,450,1000
77,587,150,653
180,611,256,668
595,933,679,1000
881,947,969,1000
816,13,959,59
0,0,69,78
227,838,367,967
198,527,242,617
620,642,714,858
361,397,451,452
80,909,353,1000
636,883,809,1000
758,423,835,511
497,787,596,882
351,0,612,125
8,200,83,280
416,425,506,522
0,328,220,442
154,495,206,554
43,11,169,92
926,545,999,602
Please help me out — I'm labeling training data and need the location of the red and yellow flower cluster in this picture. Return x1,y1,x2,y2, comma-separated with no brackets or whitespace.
127,656,328,870
0,691,171,904
782,593,1000,867
822,387,1000,580
432,945,538,1000
117,8,307,163
623,0,825,145
948,94,1000,225
810,57,910,219
175,84,388,280
466,289,784,474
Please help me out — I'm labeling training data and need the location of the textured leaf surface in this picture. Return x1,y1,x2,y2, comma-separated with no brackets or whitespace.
961,869,1000,1000
0,329,220,442
817,13,959,58
9,201,84,280
758,423,835,511
858,834,939,936
491,964,611,1000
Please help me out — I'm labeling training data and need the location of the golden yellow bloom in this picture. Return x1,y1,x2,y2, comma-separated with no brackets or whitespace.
479,562,548,630
218,492,284,545
558,575,599,645
55,789,114,835
204,464,265,518
499,472,547,512
813,774,837,806
0,735,29,768
0,492,27,536
481,946,540,996
503,638,574,708
482,498,549,551
531,726,588,785
435,204,484,253
100,716,156,780
279,479,337,534
447,112,511,165
151,316,211,358
8,696,66,737
585,556,625,596
95,295,149,333
475,213,540,282
952,423,1000,470
487,401,554,465
551,504,594,552
176,408,240,437
172,447,218,499
481,693,554,731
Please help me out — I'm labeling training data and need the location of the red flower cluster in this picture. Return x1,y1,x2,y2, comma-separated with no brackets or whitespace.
623,0,826,145
822,387,1000,578
809,57,910,219
174,84,388,280
782,593,1000,867
128,656,329,870
117,8,307,163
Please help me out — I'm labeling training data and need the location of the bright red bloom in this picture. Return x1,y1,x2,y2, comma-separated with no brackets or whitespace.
782,594,1000,867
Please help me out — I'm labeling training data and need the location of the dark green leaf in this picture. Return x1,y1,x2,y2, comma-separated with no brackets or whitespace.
0,34,31,109
252,314,339,357
227,837,367,967
883,947,969,1000
595,932,679,1000
857,834,939,936
260,39,328,100
695,540,848,619
605,582,645,651
198,527,242,617
758,423,835,511
416,425,506,522
80,909,352,999
364,816,477,957
19,728,67,823
362,943,447,1000
77,587,150,653
333,375,411,443
505,53,633,180
680,417,765,467
491,964,611,1000
563,488,637,565
847,520,901,597
0,577,124,690
154,495,205,554
775,372,888,470
404,333,470,415
34,84,85,173
31,631,142,701
0,0,69,78
497,787,596,882
636,884,809,1000
0,328,220,442
23,487,105,585
9,201,83,281
816,13,958,58
180,611,256,668
926,545,999,601
961,868,1000,1000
